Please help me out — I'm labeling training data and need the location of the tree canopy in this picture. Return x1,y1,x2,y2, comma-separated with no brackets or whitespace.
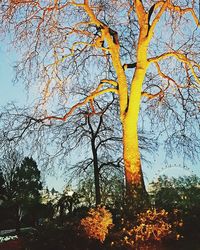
0,154,42,229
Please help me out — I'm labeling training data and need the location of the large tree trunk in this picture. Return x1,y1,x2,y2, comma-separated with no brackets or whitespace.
122,33,150,209
123,115,146,195
122,113,149,214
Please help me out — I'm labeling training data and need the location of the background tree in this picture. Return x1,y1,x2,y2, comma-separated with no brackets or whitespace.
0,153,42,230
77,166,124,209
0,0,200,204
55,187,80,225
150,174,200,240
13,157,43,227
150,175,200,212
50,97,123,206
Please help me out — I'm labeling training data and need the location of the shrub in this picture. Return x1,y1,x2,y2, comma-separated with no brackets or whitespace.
111,209,183,248
80,206,113,242
134,209,174,242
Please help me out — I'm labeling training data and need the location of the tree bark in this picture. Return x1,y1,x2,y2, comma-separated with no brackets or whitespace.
15,204,22,234
91,138,101,206
122,111,150,214
122,30,150,205
123,116,146,195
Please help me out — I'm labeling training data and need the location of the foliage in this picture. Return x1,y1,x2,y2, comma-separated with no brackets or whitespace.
1,155,42,204
0,155,43,229
150,175,200,212
111,209,183,249
133,209,182,242
56,188,80,225
80,206,113,242
13,157,42,203
150,175,200,241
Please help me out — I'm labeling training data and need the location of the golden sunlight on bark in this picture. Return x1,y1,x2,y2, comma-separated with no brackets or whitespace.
121,4,150,193
123,117,143,188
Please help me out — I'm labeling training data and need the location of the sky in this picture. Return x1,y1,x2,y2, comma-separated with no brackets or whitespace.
0,41,200,193
0,43,66,191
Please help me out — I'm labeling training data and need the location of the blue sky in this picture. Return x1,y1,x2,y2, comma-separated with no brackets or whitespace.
0,43,66,191
0,42,200,192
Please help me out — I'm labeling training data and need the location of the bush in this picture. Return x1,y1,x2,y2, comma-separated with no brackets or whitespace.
110,209,183,249
80,206,113,242
134,209,175,242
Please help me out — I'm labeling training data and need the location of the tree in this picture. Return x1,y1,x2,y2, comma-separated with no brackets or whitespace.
48,96,122,206
1,1,200,201
0,154,42,230
150,175,200,239
77,166,124,209
13,157,43,227
56,187,79,224
150,175,200,212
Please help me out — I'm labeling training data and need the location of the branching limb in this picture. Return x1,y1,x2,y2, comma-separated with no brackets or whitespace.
99,157,123,171
148,52,200,85
42,85,118,122
142,84,165,100
133,0,147,25
148,1,200,37
148,1,169,35
167,3,200,27
154,62,197,90
60,41,109,63
100,79,118,87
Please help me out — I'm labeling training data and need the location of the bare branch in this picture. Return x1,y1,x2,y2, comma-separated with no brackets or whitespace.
42,86,118,122
148,52,200,85
167,2,200,27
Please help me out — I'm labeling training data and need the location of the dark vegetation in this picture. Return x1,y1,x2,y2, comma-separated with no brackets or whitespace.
0,156,200,250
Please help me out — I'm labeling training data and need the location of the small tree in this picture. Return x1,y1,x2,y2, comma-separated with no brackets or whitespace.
56,187,79,224
0,154,42,230
13,157,43,227
81,206,113,242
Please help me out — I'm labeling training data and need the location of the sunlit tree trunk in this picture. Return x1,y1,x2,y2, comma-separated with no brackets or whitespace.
121,26,150,200
123,117,145,195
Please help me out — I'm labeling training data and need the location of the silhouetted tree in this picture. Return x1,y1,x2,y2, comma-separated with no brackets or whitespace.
0,154,42,231
150,175,200,212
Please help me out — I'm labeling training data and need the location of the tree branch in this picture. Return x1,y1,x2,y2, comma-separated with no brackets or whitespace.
167,3,200,27
148,1,169,35
148,52,200,85
142,84,165,100
42,86,118,122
